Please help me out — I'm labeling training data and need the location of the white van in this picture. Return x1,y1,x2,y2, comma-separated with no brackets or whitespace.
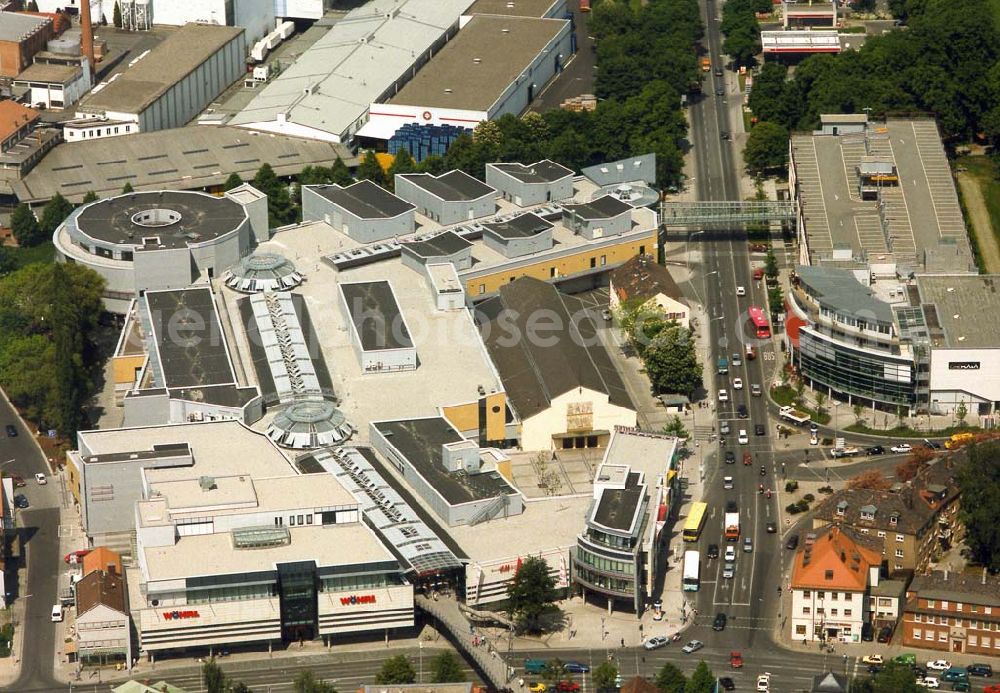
51,604,63,622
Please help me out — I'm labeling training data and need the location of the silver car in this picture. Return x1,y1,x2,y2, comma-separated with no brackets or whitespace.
643,635,669,650
681,640,704,654
723,562,735,579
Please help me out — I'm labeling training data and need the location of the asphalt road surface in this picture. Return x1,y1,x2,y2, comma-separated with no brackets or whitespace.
1,391,62,693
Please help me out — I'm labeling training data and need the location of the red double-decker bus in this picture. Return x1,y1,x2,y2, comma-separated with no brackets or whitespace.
748,305,771,338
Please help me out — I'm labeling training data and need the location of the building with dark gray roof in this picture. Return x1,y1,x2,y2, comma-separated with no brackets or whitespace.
120,287,262,428
301,181,416,243
485,160,574,207
562,195,634,240
400,231,474,273
369,416,523,527
902,569,1000,656
482,213,554,258
338,280,417,374
395,171,497,226
54,189,261,313
476,277,636,450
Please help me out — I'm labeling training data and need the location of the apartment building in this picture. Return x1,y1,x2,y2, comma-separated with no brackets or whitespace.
811,459,961,573
901,570,1000,656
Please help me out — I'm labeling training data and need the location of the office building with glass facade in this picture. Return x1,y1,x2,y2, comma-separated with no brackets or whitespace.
785,266,917,410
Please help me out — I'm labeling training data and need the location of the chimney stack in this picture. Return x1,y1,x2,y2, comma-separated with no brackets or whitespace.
80,0,96,76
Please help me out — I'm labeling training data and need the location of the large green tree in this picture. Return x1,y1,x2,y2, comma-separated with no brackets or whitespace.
643,324,703,396
81,191,99,204
329,157,354,186
355,150,387,187
253,163,295,226
113,0,122,28
39,193,74,237
202,658,227,693
375,654,416,684
294,671,337,693
854,661,922,693
592,661,618,690
744,121,789,175
387,149,417,190
654,662,687,693
10,203,43,248
223,172,244,191
429,651,464,683
506,555,557,633
957,441,1000,571
685,662,716,693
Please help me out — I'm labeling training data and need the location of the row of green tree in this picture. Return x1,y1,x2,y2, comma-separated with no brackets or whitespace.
747,0,1000,143
0,262,105,437
720,0,771,69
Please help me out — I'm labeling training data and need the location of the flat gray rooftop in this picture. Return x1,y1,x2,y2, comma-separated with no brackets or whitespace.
403,231,472,258
0,11,48,42
398,171,495,201
13,62,80,84
13,126,356,204
593,483,644,533
390,15,567,112
791,118,972,273
145,288,237,389
314,181,415,219
917,274,1000,348
75,191,245,249
466,0,561,15
340,281,413,352
79,24,243,115
373,418,516,505
490,160,572,183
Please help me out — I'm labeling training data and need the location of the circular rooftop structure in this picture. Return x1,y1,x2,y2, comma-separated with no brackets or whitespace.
592,182,660,208
266,400,354,450
224,252,303,293
74,190,247,250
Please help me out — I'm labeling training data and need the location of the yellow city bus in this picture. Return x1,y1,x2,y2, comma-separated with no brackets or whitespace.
682,502,708,542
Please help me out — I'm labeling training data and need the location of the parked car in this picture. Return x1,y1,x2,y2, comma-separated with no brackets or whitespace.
738,429,749,444
743,452,753,465
894,653,917,666
737,404,748,419
967,663,993,677
721,420,731,435
942,668,969,683
529,684,547,693
916,677,940,689
563,662,590,674
877,625,893,642
725,450,735,464
785,534,799,550
891,443,913,454
555,682,580,693
707,543,720,559
755,423,766,436
64,549,91,564
861,622,874,641
9,474,25,488
866,446,885,455
51,604,63,622
863,655,884,665
34,472,46,485
643,636,669,651
13,494,28,509
950,681,971,692
927,660,952,672
681,640,704,654
719,677,735,692
713,613,727,631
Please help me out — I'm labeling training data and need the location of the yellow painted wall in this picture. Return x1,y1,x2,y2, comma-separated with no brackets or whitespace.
464,230,658,297
440,391,508,443
112,355,145,386
494,457,513,482
65,452,82,506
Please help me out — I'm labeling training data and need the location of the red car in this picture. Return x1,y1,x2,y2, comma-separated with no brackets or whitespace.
730,651,743,668
742,452,752,466
9,474,25,488
556,682,581,693
64,549,91,564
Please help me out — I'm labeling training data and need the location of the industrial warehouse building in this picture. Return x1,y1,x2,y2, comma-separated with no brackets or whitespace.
359,14,573,143
73,23,246,137
53,188,267,312
338,280,418,374
0,11,53,78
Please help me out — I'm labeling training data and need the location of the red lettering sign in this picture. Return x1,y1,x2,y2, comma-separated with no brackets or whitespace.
340,595,377,606
162,610,200,620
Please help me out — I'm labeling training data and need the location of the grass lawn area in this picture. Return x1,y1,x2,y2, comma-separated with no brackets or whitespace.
845,423,981,438
769,385,831,424
956,155,1000,245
